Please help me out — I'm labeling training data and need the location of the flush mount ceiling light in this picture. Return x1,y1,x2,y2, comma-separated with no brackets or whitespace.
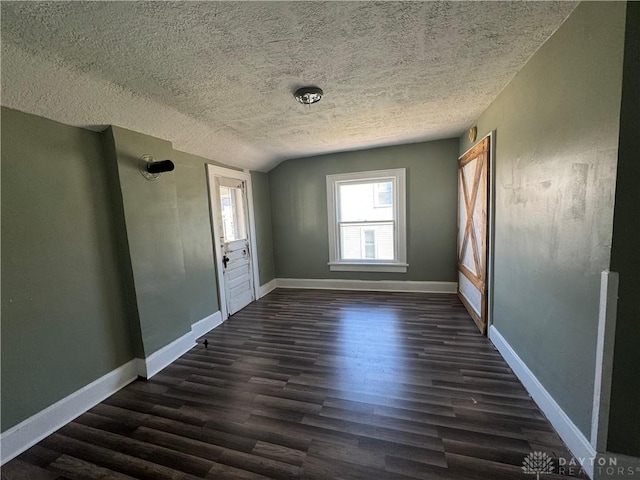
294,86,323,105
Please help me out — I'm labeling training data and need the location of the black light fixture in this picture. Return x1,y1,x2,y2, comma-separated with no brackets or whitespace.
294,86,323,105
139,154,175,181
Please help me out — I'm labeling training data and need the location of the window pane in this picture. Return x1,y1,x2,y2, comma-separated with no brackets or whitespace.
327,168,406,272
340,223,394,260
364,229,375,243
364,229,375,259
339,182,393,222
219,186,247,242
374,182,393,207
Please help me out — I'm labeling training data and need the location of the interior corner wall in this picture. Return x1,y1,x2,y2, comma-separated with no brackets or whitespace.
251,171,276,286
109,127,224,355
458,2,627,438
172,150,221,325
268,139,459,282
101,128,145,358
607,0,640,457
109,126,190,355
0,108,135,432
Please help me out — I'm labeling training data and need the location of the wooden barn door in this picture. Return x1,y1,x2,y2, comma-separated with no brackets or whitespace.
457,136,490,334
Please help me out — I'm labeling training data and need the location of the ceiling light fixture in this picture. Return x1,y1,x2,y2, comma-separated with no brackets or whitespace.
294,86,323,105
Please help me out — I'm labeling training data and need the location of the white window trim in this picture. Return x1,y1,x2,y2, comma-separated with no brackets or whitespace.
326,168,407,273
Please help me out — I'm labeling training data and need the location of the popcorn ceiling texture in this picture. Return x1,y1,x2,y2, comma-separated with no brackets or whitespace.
0,1,576,171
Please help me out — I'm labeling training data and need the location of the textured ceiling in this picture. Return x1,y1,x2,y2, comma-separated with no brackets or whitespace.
1,1,577,171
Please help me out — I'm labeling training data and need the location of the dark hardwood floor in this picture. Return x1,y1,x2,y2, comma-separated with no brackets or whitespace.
2,289,587,479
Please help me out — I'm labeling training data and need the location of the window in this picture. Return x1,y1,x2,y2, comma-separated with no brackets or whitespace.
326,168,407,272
219,184,247,242
363,229,376,259
373,181,393,207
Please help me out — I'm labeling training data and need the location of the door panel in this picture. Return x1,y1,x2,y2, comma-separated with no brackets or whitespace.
457,136,490,334
216,177,255,316
459,272,481,316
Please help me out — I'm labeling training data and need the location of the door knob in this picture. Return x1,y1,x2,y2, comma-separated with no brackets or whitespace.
222,255,230,268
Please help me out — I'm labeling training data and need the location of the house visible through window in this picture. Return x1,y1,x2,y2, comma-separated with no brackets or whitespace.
363,229,376,259
374,181,393,207
219,185,247,242
326,169,407,272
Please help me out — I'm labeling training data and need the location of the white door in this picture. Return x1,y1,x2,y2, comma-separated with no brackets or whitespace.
207,166,259,318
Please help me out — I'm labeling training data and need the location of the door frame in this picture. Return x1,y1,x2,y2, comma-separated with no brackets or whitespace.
206,164,261,320
458,131,496,332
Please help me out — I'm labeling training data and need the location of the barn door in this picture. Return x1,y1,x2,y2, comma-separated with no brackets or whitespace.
457,136,490,334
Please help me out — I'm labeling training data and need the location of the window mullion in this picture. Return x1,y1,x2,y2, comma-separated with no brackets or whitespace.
338,220,394,226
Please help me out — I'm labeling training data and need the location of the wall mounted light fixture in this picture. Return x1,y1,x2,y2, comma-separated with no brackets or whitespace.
468,126,478,143
139,154,175,181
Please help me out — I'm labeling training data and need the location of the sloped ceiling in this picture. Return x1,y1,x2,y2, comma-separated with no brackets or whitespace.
1,1,577,171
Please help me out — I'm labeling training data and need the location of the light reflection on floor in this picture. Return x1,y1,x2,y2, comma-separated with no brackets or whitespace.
334,305,407,400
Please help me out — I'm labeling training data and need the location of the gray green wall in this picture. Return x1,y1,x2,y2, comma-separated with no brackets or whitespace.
106,127,191,355
607,1,640,457
100,129,145,358
173,150,220,326
1,108,134,431
459,2,626,438
105,127,222,355
0,114,243,432
251,171,275,286
269,139,459,282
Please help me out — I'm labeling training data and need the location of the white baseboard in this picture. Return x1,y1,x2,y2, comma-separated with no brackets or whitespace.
137,310,223,379
0,359,138,465
191,311,223,340
259,279,278,298
0,310,225,465
276,278,457,293
591,271,618,451
488,325,597,479
137,330,196,379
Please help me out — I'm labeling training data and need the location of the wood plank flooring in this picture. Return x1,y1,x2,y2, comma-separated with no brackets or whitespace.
2,289,588,479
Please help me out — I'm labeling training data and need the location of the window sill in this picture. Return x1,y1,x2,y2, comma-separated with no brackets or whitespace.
328,262,408,273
